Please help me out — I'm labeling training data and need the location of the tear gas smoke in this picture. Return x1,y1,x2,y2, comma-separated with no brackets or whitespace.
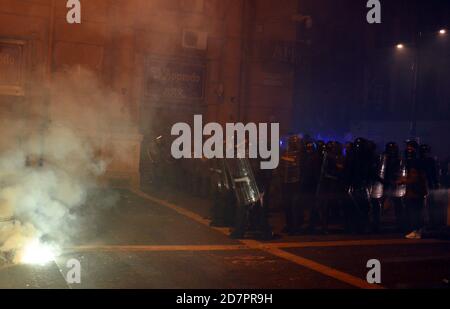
0,67,134,265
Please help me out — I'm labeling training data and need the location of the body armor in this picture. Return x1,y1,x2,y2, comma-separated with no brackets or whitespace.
225,158,261,207
370,154,387,199
210,159,230,193
420,144,440,190
316,149,330,196
210,158,235,227
346,138,374,189
299,142,321,192
281,135,301,184
348,186,371,203
405,140,419,169
317,142,343,197
345,138,373,218
378,142,405,198
393,160,407,198
281,153,300,183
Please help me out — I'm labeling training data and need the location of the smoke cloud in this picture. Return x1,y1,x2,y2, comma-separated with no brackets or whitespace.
0,66,134,264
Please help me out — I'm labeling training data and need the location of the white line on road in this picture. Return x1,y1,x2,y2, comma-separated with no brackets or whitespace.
65,244,250,253
131,190,388,289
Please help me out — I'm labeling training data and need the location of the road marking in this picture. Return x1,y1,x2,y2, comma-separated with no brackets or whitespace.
132,189,449,249
67,238,448,254
265,247,384,289
382,255,450,264
264,239,449,249
132,190,230,235
53,260,73,290
132,189,386,289
66,244,249,253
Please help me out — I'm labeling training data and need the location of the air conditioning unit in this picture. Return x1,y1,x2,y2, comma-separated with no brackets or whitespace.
180,0,204,13
182,29,208,50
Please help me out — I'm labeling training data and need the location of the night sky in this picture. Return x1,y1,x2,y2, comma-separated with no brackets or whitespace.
292,0,450,150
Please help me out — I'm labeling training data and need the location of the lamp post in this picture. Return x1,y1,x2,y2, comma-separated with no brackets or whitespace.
396,28,447,140
409,31,422,139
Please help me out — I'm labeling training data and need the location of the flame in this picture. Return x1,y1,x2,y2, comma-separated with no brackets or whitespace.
20,240,56,266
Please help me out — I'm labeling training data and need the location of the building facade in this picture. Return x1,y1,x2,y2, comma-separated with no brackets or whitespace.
0,0,299,187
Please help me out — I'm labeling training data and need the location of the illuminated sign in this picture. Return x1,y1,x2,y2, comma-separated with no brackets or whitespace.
0,39,25,96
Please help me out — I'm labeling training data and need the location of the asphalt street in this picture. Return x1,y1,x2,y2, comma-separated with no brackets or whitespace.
0,190,449,289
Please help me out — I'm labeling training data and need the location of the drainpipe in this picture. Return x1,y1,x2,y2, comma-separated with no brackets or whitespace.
40,0,56,162
47,0,56,81
237,0,249,122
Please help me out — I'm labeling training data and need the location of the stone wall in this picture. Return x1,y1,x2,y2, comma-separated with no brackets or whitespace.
0,0,299,188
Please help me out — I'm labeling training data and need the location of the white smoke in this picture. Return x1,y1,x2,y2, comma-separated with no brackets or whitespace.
0,123,104,263
0,66,134,264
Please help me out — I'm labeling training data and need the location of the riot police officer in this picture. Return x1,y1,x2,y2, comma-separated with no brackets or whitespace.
226,153,273,240
317,140,326,156
316,141,344,234
405,140,420,169
342,141,354,231
370,142,407,232
298,141,322,233
143,135,171,191
249,157,274,240
209,158,235,227
401,140,428,239
280,134,302,234
344,138,376,234
419,144,441,229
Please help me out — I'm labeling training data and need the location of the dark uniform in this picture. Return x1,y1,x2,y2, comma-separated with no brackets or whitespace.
370,142,407,232
226,157,272,240
298,142,322,232
209,158,235,227
143,135,171,190
316,142,344,234
343,138,376,234
419,145,442,228
402,141,428,235
249,158,274,239
280,135,302,234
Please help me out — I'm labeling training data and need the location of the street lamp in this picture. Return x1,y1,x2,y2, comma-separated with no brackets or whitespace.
396,28,446,139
